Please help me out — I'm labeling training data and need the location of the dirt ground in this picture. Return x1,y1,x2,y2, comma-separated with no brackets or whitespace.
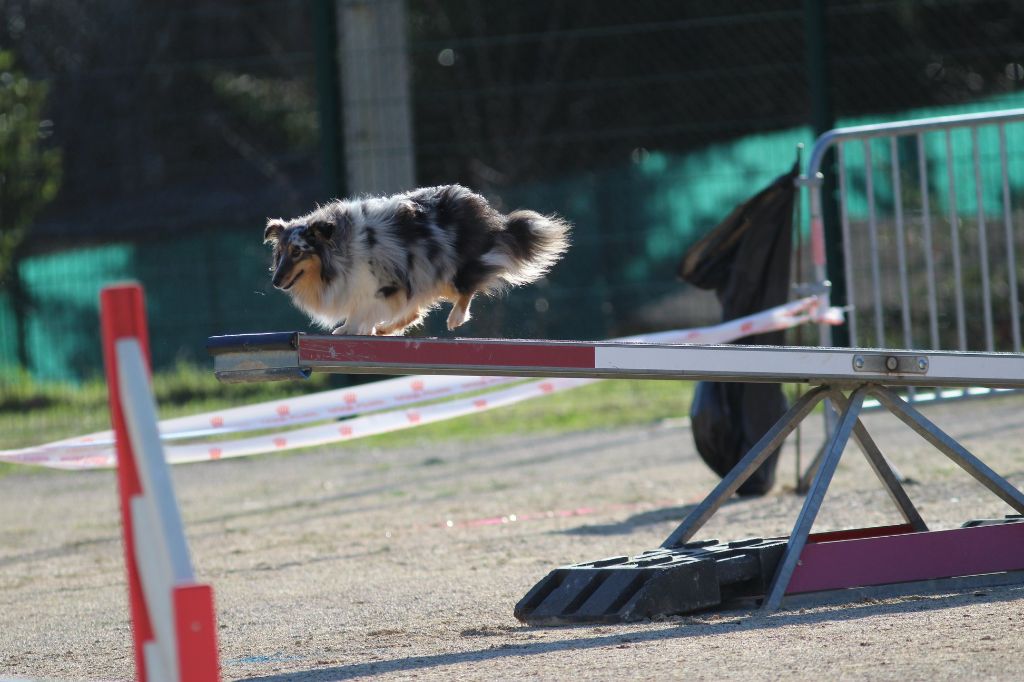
3,392,1024,681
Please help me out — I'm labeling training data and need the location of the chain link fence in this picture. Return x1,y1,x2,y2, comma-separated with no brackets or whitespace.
2,0,1022,448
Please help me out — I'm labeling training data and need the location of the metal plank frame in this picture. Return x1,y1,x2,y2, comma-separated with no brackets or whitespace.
209,332,1024,611
209,333,1024,389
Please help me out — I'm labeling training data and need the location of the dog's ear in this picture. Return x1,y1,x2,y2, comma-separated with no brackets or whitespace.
309,219,335,243
264,219,285,245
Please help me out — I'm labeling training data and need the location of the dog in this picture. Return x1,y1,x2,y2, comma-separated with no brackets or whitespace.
263,184,571,336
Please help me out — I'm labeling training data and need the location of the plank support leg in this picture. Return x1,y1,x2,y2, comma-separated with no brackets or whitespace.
871,385,1024,514
761,384,870,610
828,390,928,532
661,384,831,549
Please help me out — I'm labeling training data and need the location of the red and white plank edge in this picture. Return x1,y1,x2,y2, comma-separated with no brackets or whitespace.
101,284,220,682
3,295,844,469
288,334,1024,386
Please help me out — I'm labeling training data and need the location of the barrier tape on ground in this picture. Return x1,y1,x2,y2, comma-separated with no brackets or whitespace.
1,296,840,470
24,374,520,448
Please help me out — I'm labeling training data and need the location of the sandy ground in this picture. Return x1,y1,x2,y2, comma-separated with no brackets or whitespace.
3,392,1024,681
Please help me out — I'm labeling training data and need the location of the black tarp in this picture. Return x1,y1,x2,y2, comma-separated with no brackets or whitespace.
678,161,799,495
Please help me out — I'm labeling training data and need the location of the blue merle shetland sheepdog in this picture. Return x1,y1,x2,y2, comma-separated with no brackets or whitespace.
263,184,571,336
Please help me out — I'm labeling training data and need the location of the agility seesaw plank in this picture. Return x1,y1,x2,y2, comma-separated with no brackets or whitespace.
207,332,1024,388
207,331,1024,623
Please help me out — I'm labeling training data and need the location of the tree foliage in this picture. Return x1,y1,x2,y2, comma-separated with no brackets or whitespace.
0,50,61,284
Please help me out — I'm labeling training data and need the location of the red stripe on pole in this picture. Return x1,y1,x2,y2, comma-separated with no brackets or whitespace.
299,337,596,370
788,522,1024,594
173,584,220,682
810,216,827,268
100,283,153,682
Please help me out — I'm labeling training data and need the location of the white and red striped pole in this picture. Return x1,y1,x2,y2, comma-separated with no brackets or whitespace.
100,283,219,682
101,283,154,680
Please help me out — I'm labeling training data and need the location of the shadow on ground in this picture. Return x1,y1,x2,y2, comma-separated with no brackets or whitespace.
557,498,746,537
240,585,1024,681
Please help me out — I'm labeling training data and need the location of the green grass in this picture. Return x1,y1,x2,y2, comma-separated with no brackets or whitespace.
350,378,695,449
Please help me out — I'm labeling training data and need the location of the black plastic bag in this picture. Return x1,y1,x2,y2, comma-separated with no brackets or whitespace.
689,381,788,496
679,161,799,324
680,161,799,495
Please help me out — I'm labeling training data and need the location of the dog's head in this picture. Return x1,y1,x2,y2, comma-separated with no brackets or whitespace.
263,216,338,291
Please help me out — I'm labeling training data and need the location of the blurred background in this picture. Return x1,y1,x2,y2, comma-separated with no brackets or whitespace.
2,0,1024,447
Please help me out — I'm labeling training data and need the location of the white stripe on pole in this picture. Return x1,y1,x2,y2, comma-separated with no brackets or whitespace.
117,339,196,584
142,639,172,682
132,496,178,682
118,338,197,682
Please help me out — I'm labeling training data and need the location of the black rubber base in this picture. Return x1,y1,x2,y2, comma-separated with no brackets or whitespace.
514,538,787,625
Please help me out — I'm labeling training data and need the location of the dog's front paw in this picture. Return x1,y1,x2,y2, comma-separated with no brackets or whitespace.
333,321,377,335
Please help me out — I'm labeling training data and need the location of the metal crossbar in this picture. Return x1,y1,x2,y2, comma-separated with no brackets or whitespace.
652,379,1024,610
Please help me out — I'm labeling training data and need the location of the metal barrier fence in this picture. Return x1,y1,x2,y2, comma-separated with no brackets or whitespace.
802,108,1024,360
794,109,1024,492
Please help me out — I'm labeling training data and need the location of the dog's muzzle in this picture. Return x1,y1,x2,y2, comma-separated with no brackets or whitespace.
272,254,302,290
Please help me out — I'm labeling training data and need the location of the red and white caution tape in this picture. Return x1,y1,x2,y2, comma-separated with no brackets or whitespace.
1,296,839,470
23,377,594,470
24,373,519,449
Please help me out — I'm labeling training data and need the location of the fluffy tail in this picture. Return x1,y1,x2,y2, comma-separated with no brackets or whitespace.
493,210,572,286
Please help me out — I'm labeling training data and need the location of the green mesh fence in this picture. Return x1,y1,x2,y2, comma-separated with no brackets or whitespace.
3,0,1023,451
9,92,1024,386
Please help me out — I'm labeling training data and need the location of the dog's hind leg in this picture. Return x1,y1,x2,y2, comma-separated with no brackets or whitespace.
447,292,474,330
